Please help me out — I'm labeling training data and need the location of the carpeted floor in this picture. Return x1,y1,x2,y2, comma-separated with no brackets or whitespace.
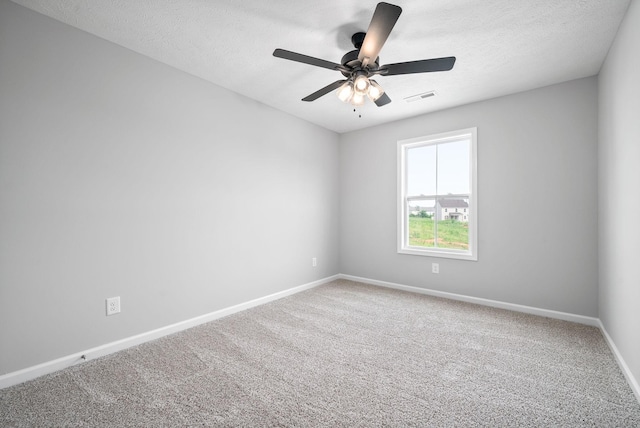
1,279,639,427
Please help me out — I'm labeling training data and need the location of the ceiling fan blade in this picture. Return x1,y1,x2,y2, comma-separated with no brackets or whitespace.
381,57,456,75
273,49,346,72
302,80,347,102
358,3,402,66
374,92,392,107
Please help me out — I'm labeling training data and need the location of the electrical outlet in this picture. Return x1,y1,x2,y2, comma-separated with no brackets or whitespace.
312,257,317,267
432,263,439,274
106,296,121,316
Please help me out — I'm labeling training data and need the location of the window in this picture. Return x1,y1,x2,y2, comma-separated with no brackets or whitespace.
397,128,477,260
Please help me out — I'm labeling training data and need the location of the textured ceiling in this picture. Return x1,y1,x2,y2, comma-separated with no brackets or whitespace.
10,0,631,133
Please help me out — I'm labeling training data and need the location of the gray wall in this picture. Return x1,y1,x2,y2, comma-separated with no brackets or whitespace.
598,0,640,389
339,77,599,316
3,0,633,387
0,0,340,375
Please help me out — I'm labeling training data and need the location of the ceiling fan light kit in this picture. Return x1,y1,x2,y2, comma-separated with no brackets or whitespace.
336,76,385,105
273,2,455,108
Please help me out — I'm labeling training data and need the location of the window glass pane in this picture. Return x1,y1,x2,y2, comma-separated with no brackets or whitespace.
436,197,469,250
437,139,470,195
407,145,436,196
408,199,435,248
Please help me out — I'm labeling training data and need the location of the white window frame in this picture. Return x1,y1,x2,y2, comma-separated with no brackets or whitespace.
397,128,478,261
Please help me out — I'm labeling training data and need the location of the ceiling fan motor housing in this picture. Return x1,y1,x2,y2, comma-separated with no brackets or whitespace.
341,32,380,78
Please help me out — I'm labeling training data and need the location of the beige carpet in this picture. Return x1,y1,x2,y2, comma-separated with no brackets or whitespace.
1,279,639,426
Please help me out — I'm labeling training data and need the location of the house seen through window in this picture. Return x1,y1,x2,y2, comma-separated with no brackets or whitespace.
397,128,477,260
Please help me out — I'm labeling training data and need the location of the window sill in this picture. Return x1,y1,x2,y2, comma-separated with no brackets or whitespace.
398,247,477,261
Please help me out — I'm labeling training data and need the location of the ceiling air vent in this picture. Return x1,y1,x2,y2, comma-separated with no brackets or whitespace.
404,91,436,103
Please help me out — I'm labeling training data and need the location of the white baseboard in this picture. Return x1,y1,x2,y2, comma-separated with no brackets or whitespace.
0,275,339,390
598,321,640,403
338,274,600,326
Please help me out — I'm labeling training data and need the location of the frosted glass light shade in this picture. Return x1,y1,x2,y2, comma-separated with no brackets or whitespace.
367,79,384,102
337,81,354,103
353,73,370,94
351,92,365,106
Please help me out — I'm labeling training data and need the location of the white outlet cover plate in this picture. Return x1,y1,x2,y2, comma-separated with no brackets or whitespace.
106,296,121,316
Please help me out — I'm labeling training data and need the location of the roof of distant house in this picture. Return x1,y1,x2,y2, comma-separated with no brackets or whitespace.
438,199,469,208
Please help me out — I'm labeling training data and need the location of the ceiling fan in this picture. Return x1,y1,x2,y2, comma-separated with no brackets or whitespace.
273,2,456,107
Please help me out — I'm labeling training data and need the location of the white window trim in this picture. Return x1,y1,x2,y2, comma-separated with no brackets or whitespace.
397,127,478,261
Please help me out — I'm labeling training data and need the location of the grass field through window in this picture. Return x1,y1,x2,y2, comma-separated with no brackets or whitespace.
408,217,469,250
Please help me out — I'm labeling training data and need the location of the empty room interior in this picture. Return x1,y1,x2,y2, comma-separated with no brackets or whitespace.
1,0,639,425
